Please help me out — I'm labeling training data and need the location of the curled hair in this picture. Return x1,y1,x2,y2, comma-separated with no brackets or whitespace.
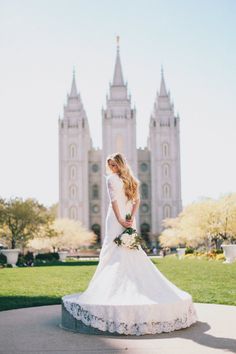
106,152,140,202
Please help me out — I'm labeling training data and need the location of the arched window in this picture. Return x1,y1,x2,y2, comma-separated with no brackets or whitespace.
91,224,101,244
70,165,76,179
163,164,170,178
92,184,99,199
163,205,171,218
163,184,171,199
69,144,77,159
69,185,77,199
69,206,77,220
115,134,124,153
162,143,169,158
140,223,150,243
141,183,148,199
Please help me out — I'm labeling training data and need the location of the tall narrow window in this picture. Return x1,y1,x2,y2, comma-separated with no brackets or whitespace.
115,134,124,153
70,206,77,220
69,185,77,199
92,224,101,244
69,144,77,159
163,184,171,198
163,205,171,218
140,223,150,243
70,165,76,179
92,184,99,199
163,164,170,178
141,183,148,199
162,143,169,158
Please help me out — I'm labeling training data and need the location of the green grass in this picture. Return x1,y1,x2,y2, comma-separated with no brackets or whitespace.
152,256,236,306
0,256,235,311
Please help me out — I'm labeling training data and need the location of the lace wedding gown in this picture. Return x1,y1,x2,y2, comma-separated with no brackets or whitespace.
62,173,197,335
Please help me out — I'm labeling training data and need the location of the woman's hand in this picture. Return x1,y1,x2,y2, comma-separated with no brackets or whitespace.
118,217,133,228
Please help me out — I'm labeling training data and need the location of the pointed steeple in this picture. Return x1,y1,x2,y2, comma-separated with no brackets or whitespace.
63,69,86,120
70,68,78,97
160,66,168,96
112,36,124,86
150,67,174,126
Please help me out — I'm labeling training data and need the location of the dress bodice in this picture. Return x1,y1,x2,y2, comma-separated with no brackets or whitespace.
106,173,133,215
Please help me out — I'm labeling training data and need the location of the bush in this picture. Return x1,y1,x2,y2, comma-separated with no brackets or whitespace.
0,253,7,265
35,252,59,262
183,253,195,259
17,252,34,266
185,247,194,254
184,248,225,261
34,260,62,266
216,253,225,261
214,249,223,254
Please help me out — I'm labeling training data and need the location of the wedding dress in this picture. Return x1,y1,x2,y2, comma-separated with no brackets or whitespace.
62,173,197,335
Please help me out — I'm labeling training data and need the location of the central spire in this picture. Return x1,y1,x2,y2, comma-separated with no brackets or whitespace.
70,68,78,97
112,36,124,86
160,66,168,96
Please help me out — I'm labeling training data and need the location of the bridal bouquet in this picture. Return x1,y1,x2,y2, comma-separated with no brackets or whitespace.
114,213,143,250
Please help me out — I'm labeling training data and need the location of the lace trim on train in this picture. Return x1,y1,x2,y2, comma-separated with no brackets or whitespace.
62,300,197,335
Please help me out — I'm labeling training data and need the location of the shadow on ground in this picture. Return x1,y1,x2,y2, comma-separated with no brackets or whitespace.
109,320,236,353
0,295,61,311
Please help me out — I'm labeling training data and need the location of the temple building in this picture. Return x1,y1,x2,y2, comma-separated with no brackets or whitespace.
58,42,182,245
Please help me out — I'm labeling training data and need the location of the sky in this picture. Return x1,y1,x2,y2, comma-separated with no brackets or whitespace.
0,0,235,208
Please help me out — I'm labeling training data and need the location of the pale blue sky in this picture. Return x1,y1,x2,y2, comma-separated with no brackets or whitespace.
0,0,235,207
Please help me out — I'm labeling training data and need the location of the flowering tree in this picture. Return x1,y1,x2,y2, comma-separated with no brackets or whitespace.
216,194,236,243
160,194,236,249
29,218,97,252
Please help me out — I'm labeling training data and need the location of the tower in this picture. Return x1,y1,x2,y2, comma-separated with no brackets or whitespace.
148,68,182,235
58,45,183,247
59,71,92,228
101,39,138,241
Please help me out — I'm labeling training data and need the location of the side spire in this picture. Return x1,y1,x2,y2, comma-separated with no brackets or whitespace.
70,67,78,97
112,36,124,86
160,66,168,96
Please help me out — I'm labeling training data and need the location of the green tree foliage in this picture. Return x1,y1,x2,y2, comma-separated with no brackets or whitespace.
0,198,55,249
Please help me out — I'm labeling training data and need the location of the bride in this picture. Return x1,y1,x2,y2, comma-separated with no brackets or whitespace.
62,152,197,336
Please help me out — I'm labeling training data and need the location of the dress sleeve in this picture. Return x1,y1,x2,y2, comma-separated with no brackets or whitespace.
106,176,117,202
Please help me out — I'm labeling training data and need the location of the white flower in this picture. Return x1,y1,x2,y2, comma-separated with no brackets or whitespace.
120,233,133,248
114,228,142,250
121,233,130,240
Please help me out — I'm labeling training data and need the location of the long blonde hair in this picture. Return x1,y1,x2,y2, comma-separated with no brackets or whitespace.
106,152,140,202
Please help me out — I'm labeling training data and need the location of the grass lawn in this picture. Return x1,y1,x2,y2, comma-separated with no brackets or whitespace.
0,256,235,311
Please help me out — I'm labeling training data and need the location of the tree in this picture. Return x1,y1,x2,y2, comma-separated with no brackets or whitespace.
29,218,97,252
216,194,236,243
0,198,55,249
49,203,59,219
160,217,188,248
160,194,236,249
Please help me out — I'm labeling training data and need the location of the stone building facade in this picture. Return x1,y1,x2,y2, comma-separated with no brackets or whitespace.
59,44,182,245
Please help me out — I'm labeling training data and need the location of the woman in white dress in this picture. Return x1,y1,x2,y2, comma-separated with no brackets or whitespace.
62,153,197,336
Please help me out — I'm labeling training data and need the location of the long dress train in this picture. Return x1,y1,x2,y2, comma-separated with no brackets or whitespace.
62,173,197,335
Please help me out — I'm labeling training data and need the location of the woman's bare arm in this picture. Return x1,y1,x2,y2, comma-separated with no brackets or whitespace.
131,198,140,220
111,200,133,228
